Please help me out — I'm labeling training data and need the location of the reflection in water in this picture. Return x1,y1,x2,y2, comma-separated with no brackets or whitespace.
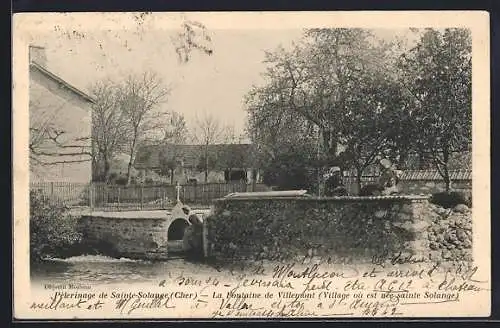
31,255,221,284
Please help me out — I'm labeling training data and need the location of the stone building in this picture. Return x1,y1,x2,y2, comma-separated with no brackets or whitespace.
29,45,95,182
134,143,260,184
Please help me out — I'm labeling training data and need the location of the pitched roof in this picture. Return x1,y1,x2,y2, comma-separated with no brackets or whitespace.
345,169,472,180
134,143,255,170
30,62,96,104
399,169,472,180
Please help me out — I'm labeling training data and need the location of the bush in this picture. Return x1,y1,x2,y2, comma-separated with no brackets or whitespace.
430,191,472,208
108,172,119,182
359,184,384,196
261,145,318,192
30,190,82,263
114,176,129,185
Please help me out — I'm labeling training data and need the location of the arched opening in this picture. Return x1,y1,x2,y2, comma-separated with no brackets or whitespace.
168,218,190,241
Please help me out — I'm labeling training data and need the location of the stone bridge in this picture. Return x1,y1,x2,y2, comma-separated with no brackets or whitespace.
77,202,211,260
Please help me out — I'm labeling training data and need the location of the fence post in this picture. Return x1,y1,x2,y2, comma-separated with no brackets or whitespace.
252,169,257,192
89,184,94,211
117,187,121,211
140,186,144,210
161,189,165,209
50,182,54,197
193,184,197,205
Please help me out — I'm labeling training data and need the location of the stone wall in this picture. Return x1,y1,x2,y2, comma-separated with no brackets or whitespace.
205,196,436,264
427,203,473,262
77,212,181,260
398,179,472,195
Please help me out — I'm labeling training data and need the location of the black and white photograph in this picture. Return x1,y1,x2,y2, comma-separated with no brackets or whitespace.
13,12,490,319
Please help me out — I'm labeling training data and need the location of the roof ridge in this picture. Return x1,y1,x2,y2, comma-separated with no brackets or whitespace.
30,62,96,104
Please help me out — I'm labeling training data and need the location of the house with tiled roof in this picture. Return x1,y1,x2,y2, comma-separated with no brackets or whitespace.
134,143,260,184
29,45,95,183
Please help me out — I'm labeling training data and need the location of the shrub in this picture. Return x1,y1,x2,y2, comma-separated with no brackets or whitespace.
77,185,90,206
359,184,384,196
430,191,472,208
30,190,82,263
108,172,118,182
115,176,129,185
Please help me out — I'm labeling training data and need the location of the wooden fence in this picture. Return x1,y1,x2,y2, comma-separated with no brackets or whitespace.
30,182,89,207
30,169,471,210
30,181,270,210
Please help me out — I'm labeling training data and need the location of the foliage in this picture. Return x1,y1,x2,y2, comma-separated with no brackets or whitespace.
196,154,220,173
30,190,82,263
398,28,472,191
245,28,472,192
159,147,180,185
107,171,138,185
261,143,318,192
359,184,384,196
246,28,406,191
115,176,131,185
430,191,472,208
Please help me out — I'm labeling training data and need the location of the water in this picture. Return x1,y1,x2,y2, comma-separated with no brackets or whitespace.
31,255,223,285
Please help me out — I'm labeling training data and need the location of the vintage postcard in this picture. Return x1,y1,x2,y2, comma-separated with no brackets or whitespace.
13,11,490,319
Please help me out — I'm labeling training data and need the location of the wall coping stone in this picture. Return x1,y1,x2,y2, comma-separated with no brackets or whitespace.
83,211,169,219
214,195,430,203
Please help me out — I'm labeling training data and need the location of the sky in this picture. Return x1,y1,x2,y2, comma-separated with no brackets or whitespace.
29,15,418,139
32,28,305,137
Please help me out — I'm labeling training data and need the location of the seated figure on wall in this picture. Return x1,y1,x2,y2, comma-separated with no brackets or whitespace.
378,159,401,195
360,159,401,196
324,167,348,196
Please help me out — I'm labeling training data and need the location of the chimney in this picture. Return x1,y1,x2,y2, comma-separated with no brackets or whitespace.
29,45,47,68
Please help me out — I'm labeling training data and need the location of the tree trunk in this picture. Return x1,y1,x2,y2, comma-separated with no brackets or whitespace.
322,129,338,164
103,154,111,183
126,161,133,185
356,167,363,195
397,151,408,170
126,136,137,186
252,169,257,192
205,143,209,183
170,168,174,185
443,147,451,192
444,169,452,192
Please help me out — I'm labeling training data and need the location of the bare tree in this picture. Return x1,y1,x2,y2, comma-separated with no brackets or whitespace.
89,80,131,182
191,113,228,182
118,71,171,185
163,111,189,144
29,91,92,176
222,124,240,144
